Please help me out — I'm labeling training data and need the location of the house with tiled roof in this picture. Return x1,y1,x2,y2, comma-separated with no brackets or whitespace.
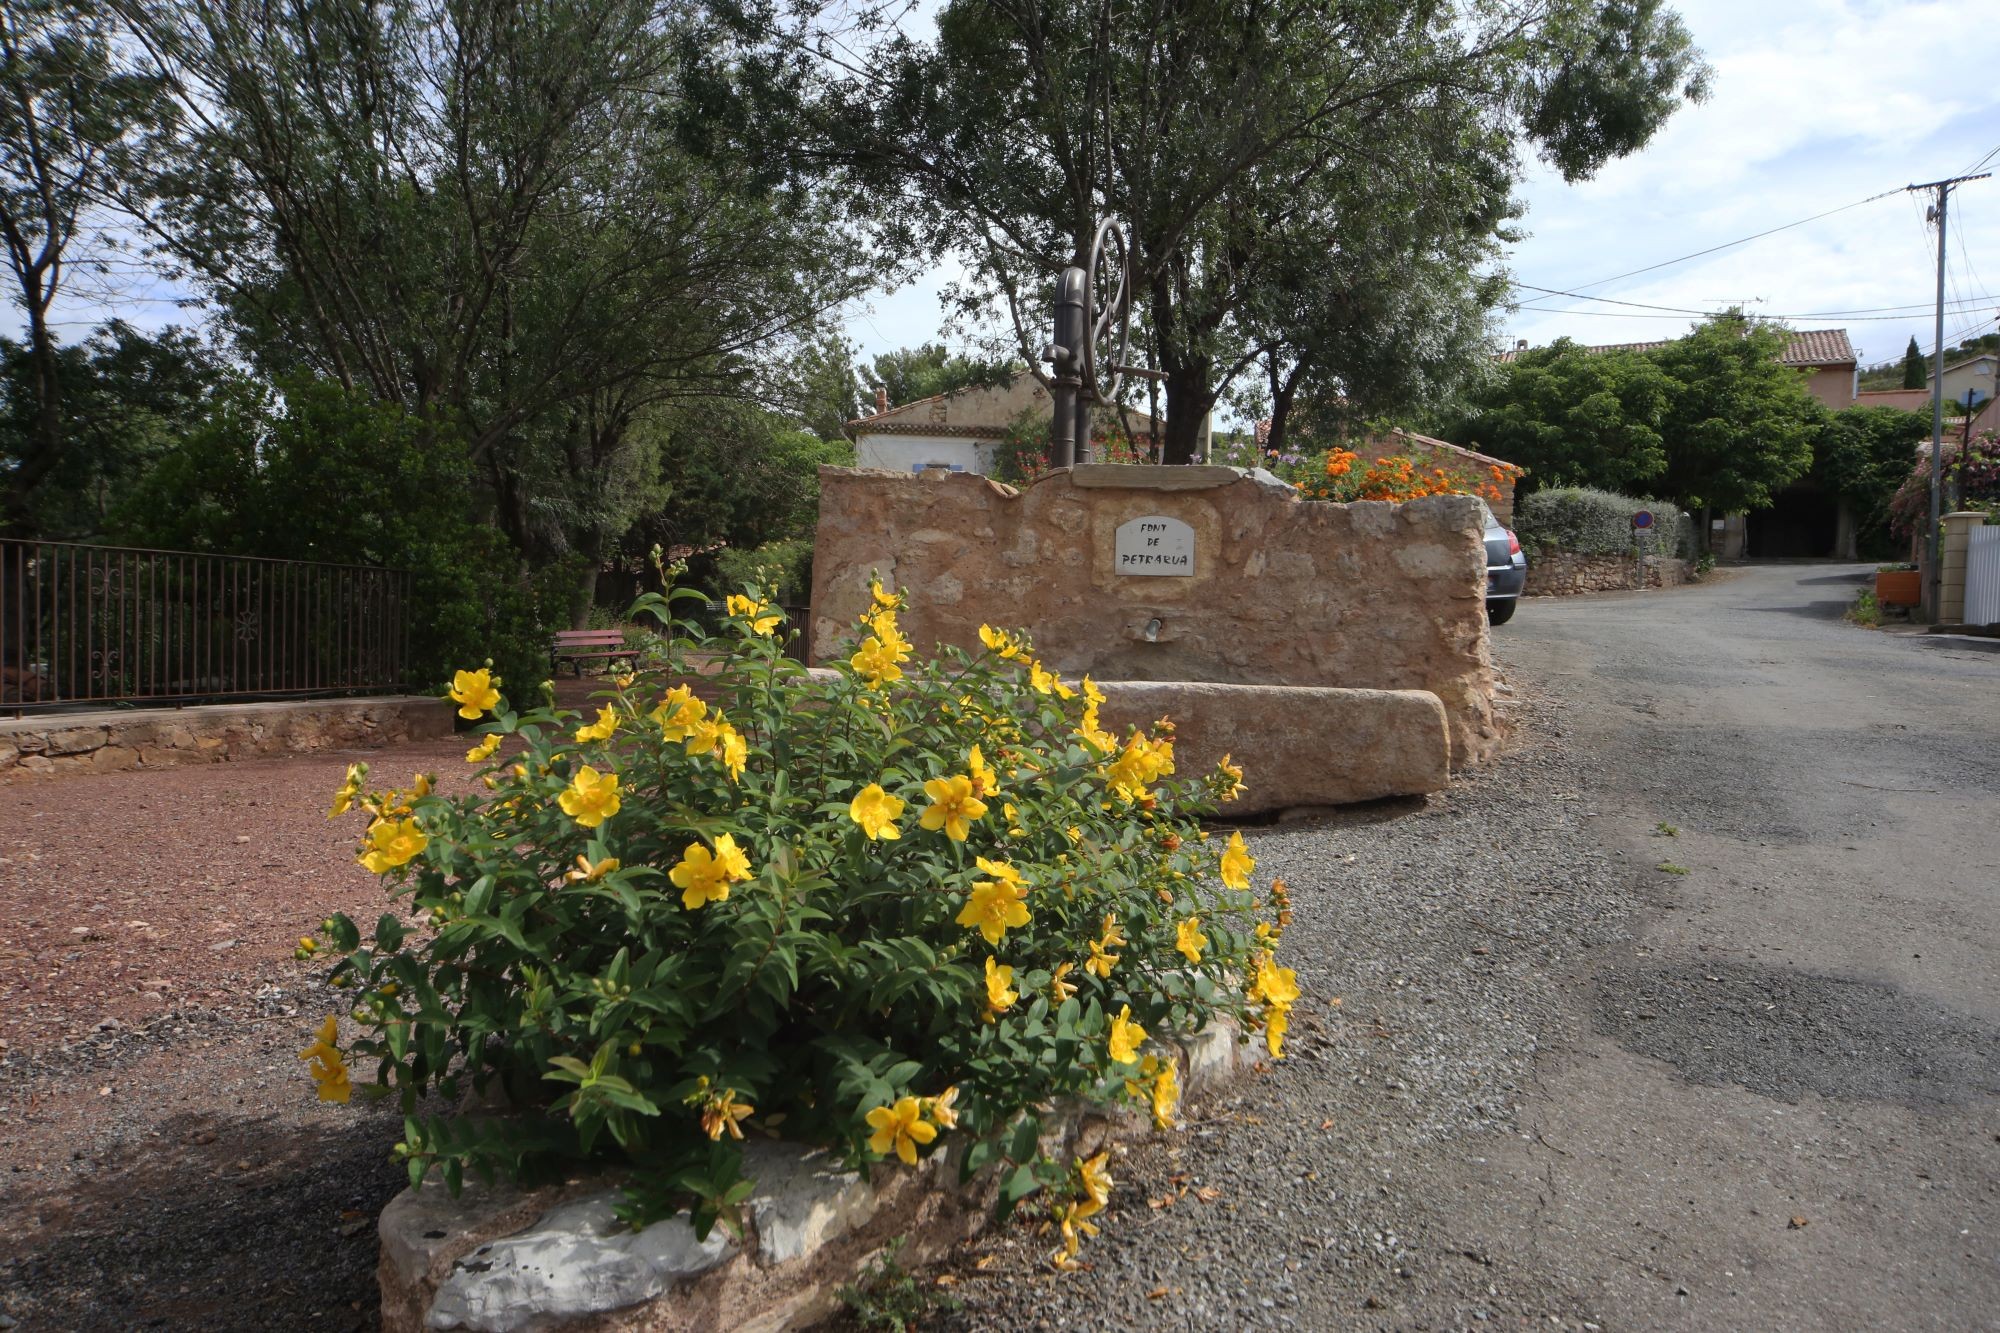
1497,328,1857,410
1932,353,1996,411
846,369,1190,475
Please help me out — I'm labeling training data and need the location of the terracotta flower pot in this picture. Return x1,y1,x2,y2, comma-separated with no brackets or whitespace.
1876,569,1921,607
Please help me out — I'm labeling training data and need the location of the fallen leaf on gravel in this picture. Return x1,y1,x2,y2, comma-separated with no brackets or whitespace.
1167,1172,1191,1185
1320,1119,1335,1130
974,1255,998,1271
1195,1186,1223,1203
934,1275,959,1287
1147,1194,1177,1210
1147,1286,1169,1300
1789,1216,1809,1229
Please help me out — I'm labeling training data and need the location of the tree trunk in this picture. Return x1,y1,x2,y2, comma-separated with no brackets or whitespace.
1159,365,1213,464
2,308,63,536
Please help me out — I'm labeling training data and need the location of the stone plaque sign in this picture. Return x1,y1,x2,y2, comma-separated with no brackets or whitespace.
1114,515,1195,576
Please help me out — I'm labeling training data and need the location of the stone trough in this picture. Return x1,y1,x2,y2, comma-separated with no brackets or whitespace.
378,1024,1259,1332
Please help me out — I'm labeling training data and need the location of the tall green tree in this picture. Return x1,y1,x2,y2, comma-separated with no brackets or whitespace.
1450,339,1673,494
115,0,870,610
1652,314,1822,514
835,0,1709,463
857,342,1016,412
1901,335,1927,390
0,320,223,538
0,0,161,533
1815,404,1930,556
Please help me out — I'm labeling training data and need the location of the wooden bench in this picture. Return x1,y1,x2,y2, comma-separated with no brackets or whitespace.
551,629,639,677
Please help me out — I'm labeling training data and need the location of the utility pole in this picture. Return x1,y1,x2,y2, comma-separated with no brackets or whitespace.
1907,172,1990,617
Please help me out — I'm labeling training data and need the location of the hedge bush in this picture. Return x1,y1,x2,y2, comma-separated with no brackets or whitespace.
309,569,1291,1265
1514,487,1692,558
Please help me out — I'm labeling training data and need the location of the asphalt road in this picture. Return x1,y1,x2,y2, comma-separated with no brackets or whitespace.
1470,562,2000,1329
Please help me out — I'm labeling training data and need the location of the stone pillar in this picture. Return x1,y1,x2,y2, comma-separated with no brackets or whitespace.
1939,511,1982,624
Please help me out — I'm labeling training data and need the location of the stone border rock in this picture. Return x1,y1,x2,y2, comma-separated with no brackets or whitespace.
0,695,455,781
378,1022,1261,1332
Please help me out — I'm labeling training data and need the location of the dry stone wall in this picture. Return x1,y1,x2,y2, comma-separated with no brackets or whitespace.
810,465,1497,766
1523,552,1694,597
0,696,454,781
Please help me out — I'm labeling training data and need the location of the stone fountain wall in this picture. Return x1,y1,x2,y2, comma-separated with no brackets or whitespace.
809,465,1496,766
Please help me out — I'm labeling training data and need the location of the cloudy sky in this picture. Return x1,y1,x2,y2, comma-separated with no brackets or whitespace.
844,0,2000,374
27,0,2000,380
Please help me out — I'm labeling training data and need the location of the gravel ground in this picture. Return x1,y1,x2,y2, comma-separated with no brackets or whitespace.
1,678,1608,1332
0,736,478,1332
937,679,1629,1329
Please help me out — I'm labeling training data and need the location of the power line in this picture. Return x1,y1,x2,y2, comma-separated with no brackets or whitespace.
1510,281,2000,320
1514,185,1908,311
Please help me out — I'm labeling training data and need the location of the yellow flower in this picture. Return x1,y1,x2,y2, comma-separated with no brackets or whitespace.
725,593,782,635
717,724,748,782
1103,733,1174,801
1176,916,1208,964
923,1085,961,1130
1150,1059,1180,1128
978,623,1023,659
848,783,905,840
558,765,622,829
327,762,366,818
298,1015,352,1103
956,875,1030,947
850,634,906,687
1265,1004,1290,1060
1076,1149,1113,1214
684,713,726,757
449,668,501,719
465,733,501,764
865,1096,937,1165
1251,954,1300,1008
575,704,620,744
1106,1004,1146,1065
983,956,1018,1018
1084,913,1124,979
1049,961,1078,1004
919,774,987,841
1027,659,1074,698
612,669,636,689
1002,801,1025,837
1215,753,1246,802
967,744,1000,799
669,833,753,910
700,1087,755,1140
1220,829,1255,890
651,686,707,742
359,817,428,874
974,855,1023,889
564,854,621,884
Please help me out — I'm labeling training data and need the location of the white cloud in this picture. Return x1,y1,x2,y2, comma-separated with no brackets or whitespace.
1508,0,2000,365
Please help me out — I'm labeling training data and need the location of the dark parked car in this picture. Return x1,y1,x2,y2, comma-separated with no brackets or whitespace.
1480,500,1527,625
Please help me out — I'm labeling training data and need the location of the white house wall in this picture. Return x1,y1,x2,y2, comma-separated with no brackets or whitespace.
854,433,1001,475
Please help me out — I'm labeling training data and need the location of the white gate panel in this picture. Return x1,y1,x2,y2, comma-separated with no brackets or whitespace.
1967,524,2000,626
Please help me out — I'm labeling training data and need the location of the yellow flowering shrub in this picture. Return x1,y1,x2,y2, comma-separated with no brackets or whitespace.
311,572,1289,1245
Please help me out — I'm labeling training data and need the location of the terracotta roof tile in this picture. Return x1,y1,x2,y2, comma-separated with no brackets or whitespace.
1495,327,1854,368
